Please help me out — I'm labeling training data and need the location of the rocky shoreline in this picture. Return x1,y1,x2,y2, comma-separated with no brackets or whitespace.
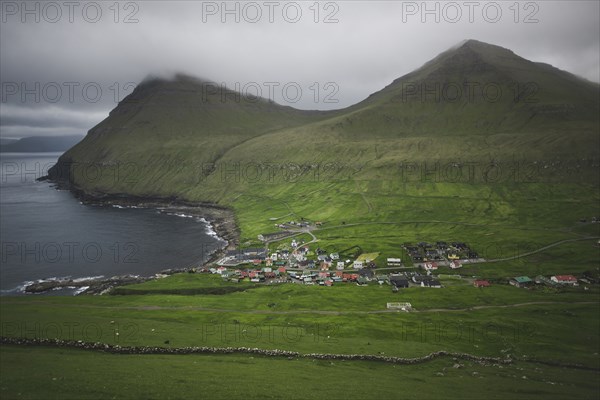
27,179,241,295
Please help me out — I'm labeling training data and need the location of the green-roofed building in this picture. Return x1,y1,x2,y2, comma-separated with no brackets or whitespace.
510,276,533,288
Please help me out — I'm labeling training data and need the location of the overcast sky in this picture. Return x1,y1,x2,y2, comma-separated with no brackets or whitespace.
1,0,598,139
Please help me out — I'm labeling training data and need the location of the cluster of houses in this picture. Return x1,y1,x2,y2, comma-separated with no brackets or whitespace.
403,241,483,268
509,274,581,288
210,237,590,292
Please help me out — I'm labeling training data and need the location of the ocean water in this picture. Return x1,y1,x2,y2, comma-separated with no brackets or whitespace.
0,152,225,294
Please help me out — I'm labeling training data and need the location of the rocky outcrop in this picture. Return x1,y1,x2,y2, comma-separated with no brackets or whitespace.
24,275,152,295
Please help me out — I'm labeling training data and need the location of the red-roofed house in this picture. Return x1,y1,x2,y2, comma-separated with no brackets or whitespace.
342,273,358,281
550,275,578,285
473,280,490,288
278,267,287,274
450,260,462,269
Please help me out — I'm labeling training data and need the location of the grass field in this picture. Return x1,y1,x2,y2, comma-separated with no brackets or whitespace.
2,180,599,399
3,345,599,400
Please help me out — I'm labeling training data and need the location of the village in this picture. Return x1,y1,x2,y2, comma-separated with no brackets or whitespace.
202,221,588,297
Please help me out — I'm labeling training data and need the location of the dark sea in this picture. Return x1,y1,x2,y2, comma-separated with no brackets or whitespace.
0,152,225,295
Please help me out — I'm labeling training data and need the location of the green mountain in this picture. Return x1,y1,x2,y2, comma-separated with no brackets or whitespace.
49,40,599,201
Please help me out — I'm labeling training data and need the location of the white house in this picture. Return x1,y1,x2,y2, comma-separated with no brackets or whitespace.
353,260,364,269
423,262,438,271
387,258,402,266
336,261,345,270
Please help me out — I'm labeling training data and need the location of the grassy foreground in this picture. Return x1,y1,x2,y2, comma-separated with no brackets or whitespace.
1,345,599,400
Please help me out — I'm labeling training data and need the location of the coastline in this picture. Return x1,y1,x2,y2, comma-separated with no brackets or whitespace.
25,179,241,295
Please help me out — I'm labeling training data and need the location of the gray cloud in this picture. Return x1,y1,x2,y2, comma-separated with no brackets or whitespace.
1,0,598,138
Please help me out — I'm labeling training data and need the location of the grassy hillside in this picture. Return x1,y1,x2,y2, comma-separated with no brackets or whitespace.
48,40,599,201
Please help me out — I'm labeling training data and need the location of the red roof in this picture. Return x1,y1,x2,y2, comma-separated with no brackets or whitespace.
474,280,490,287
278,267,287,273
553,275,577,282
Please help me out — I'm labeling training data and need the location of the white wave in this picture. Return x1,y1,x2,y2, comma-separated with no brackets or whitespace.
73,286,90,295
165,212,195,219
72,275,104,282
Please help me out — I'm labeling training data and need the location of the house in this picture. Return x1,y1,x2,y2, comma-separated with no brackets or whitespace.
551,275,578,285
353,260,364,269
387,258,402,267
221,271,231,279
294,253,306,262
509,276,533,288
473,280,490,287
335,271,343,277
278,267,287,274
357,276,369,285
291,239,298,248
423,262,438,271
412,275,431,284
421,279,442,288
330,253,340,260
342,273,358,281
324,279,333,287
265,258,273,267
449,260,462,269
318,271,329,278
387,302,412,311
336,261,345,270
262,267,272,273
358,268,375,278
376,275,388,285
216,266,227,275
389,275,409,288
